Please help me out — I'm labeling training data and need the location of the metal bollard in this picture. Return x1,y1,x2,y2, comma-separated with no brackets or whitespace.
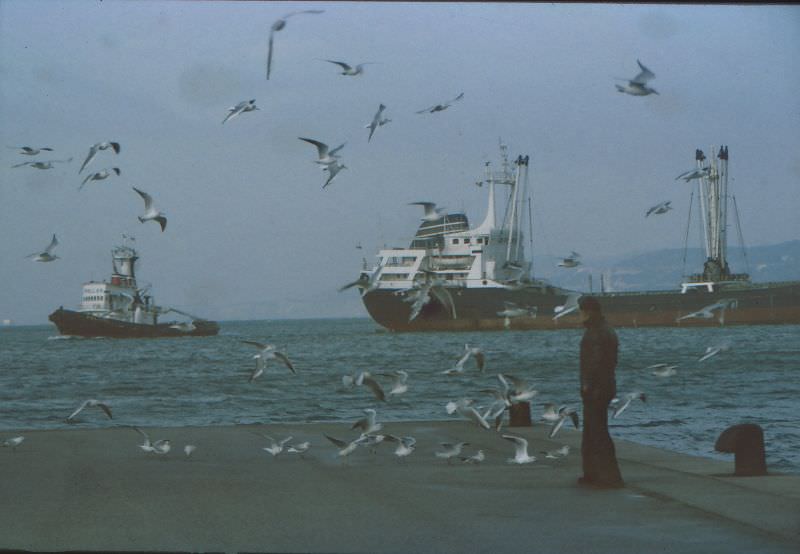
509,402,532,427
714,423,767,476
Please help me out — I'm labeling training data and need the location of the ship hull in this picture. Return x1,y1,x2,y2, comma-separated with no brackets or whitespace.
48,308,220,338
361,281,800,332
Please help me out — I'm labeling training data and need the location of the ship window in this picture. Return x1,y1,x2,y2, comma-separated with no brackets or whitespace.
452,239,459,244
484,237,489,245
464,238,471,244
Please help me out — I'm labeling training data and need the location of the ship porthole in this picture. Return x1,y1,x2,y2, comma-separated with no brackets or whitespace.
482,280,487,285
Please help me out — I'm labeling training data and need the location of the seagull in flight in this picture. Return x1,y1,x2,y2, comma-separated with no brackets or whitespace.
241,341,295,381
66,399,113,422
450,344,485,373
675,166,711,182
698,344,730,362
409,201,446,222
356,371,386,402
553,293,582,321
132,427,171,454
447,397,491,430
79,141,120,173
416,92,464,114
322,160,347,189
541,404,579,438
324,433,361,460
557,252,581,268
13,158,72,169
338,257,388,295
132,187,167,232
652,365,678,377
646,201,672,217
460,450,486,464
610,392,647,418
253,433,293,456
8,146,53,155
222,99,259,124
79,167,120,190
676,299,738,325
435,442,470,464
299,137,346,166
322,59,375,76
27,234,60,262
351,408,383,434
384,435,416,459
498,373,538,403
366,104,388,142
380,370,409,397
615,59,658,96
502,434,537,464
267,9,324,80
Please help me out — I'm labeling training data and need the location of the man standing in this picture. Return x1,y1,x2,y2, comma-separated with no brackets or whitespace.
578,296,624,488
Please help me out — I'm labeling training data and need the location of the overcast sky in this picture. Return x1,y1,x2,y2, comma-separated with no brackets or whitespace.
1,2,798,325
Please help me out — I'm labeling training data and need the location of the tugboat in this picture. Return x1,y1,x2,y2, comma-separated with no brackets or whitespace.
48,240,219,338
349,144,799,332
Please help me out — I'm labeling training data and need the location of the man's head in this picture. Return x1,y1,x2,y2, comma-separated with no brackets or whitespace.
578,296,602,322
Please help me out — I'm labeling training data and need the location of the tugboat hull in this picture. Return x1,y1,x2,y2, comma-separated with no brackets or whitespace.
48,308,219,338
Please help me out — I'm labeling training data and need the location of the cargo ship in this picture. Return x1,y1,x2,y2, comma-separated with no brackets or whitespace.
349,144,800,331
49,240,219,338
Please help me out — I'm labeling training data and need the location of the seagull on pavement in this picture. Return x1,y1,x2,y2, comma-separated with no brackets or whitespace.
615,59,658,96
184,445,197,457
502,434,537,464
254,434,293,456
267,9,324,80
460,450,486,464
222,99,259,124
133,427,171,454
324,433,361,460
27,234,60,262
384,435,416,459
351,408,383,434
66,399,113,422
542,445,570,459
132,187,167,232
2,436,25,451
79,141,120,173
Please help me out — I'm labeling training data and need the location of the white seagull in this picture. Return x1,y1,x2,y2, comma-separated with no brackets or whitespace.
322,160,347,189
615,59,658,96
498,373,539,403
324,433,361,460
79,141,120,173
356,371,386,402
351,408,383,434
222,99,259,124
675,166,711,182
286,441,311,457
651,364,678,377
132,187,167,232
611,392,647,418
557,252,581,268
553,293,582,321
13,158,72,169
698,344,730,362
241,341,295,381
447,398,491,430
79,167,120,190
27,234,60,262
2,436,25,451
545,405,580,438
256,434,293,456
384,435,416,459
266,9,324,80
435,442,470,464
66,399,113,422
184,445,197,457
133,427,171,454
365,104,390,142
646,201,672,217
299,137,346,166
676,299,738,325
502,434,537,464
323,59,375,76
460,450,486,464
380,370,409,397
9,146,53,155
416,92,464,114
542,445,570,459
454,343,486,372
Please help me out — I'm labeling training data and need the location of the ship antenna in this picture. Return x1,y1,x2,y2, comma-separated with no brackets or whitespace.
528,196,534,278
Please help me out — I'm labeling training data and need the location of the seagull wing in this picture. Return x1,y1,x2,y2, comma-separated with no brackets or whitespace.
266,30,275,80
448,92,465,104
502,434,528,455
97,402,113,419
299,137,329,159
325,59,353,72
241,340,268,351
67,400,89,421
361,375,386,402
283,9,325,19
273,351,295,373
632,60,655,85
132,187,154,210
79,144,99,173
44,234,59,255
324,434,348,449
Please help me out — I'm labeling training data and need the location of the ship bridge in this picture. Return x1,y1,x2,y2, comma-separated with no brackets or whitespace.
409,213,469,249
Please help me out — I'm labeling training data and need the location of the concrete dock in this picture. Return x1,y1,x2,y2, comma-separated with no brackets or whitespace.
1,421,798,553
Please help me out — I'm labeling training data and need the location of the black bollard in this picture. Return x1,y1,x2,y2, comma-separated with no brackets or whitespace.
509,402,532,427
714,423,767,476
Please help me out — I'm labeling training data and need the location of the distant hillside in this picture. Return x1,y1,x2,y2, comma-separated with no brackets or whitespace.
534,240,800,293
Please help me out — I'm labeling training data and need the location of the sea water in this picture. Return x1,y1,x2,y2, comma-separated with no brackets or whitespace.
0,319,798,473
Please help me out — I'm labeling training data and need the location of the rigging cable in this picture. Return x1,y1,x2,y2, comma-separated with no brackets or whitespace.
732,194,751,275
682,190,694,278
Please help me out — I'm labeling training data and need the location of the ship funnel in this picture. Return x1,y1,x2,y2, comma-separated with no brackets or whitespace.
112,246,138,281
